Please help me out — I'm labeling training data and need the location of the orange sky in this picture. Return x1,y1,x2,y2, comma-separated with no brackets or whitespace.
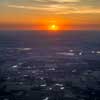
0,0,100,30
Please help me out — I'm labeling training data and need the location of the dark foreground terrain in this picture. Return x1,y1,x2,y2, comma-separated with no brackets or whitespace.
0,30,100,100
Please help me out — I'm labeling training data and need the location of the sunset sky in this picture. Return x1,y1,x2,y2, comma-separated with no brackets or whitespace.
0,0,100,30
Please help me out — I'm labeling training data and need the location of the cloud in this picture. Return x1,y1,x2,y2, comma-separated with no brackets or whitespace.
52,0,80,3
6,0,100,16
8,4,61,11
8,4,100,14
6,0,100,6
80,0,100,7
8,5,42,10
56,9,100,14
7,0,80,6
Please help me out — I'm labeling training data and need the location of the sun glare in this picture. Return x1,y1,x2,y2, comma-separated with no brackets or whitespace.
48,24,59,31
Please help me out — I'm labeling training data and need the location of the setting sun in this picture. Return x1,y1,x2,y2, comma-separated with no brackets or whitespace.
48,24,59,31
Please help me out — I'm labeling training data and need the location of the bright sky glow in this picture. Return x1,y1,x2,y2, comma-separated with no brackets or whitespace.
0,0,100,30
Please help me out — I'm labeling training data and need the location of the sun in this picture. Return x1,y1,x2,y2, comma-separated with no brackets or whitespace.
48,24,59,31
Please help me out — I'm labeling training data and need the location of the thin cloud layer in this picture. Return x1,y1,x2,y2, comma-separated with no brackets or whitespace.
7,0,100,14
0,0,100,29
